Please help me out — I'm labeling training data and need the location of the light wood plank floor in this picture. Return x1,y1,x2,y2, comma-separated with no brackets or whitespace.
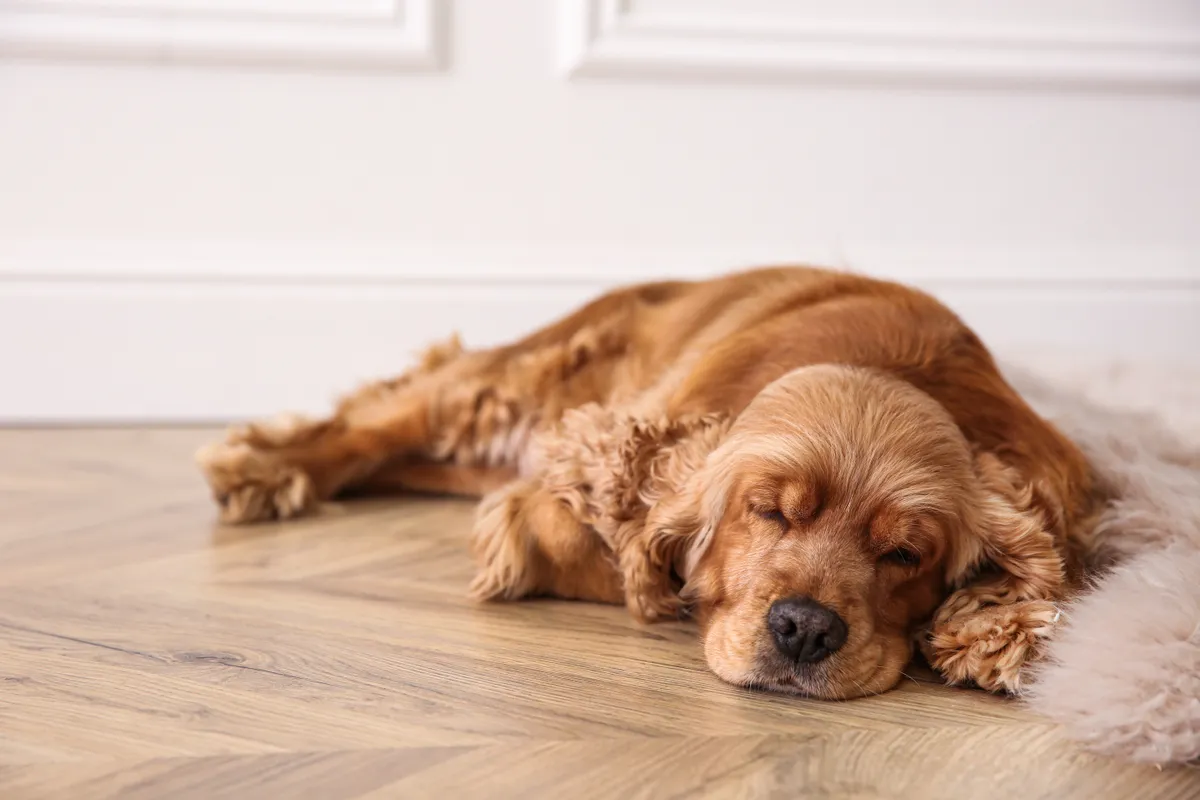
1,428,1196,800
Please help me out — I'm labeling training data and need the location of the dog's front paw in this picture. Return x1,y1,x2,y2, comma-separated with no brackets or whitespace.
468,483,539,601
196,440,317,524
925,599,1059,693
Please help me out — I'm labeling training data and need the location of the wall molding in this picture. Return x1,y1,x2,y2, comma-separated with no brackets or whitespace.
559,0,1200,88
2,278,1197,421
3,239,1196,419
0,0,444,70
2,240,1197,286
3,240,1197,419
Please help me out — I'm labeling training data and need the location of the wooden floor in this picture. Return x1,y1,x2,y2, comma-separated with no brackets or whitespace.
1,428,1197,800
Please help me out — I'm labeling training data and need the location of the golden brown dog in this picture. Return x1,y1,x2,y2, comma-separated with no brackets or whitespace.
198,266,1101,698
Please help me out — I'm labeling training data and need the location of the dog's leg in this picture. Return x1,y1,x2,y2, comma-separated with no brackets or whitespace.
356,461,518,498
195,335,477,522
469,479,623,604
467,402,729,613
194,346,535,523
197,300,634,524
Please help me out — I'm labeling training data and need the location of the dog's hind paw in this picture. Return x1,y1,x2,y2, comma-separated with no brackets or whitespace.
196,440,318,524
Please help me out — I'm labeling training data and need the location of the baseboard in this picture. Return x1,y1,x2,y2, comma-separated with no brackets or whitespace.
3,275,1196,421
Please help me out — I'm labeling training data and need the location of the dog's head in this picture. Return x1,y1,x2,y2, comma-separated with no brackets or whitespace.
638,365,1058,698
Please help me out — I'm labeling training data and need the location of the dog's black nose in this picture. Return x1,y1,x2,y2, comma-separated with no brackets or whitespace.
767,596,848,664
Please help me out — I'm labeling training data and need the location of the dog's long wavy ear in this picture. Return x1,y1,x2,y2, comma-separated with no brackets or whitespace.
923,451,1071,691
945,451,1067,603
617,415,732,623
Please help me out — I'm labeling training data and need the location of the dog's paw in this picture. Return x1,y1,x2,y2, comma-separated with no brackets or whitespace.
925,598,1059,694
196,440,317,524
468,483,539,601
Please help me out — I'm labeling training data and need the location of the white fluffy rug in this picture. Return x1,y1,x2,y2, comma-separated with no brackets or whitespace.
1000,351,1200,766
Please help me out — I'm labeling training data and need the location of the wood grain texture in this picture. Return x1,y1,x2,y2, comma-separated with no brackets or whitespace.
1,428,1196,799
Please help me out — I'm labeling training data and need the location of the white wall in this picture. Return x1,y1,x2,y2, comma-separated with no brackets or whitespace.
2,0,1199,421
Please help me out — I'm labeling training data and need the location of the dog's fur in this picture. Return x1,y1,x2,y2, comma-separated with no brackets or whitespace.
198,266,1103,700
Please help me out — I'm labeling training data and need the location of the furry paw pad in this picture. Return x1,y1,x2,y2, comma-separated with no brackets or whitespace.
196,441,317,524
926,599,1059,693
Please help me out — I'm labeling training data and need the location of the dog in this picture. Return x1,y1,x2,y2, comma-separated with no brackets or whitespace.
197,266,1102,699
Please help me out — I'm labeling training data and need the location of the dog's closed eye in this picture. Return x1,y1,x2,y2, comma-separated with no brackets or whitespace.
755,508,788,527
880,547,921,567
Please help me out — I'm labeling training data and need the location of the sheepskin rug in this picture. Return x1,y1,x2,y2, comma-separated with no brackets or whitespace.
1000,352,1200,766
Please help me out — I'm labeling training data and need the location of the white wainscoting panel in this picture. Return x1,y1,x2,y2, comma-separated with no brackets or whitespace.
2,0,1199,420
0,0,444,68
561,0,1200,86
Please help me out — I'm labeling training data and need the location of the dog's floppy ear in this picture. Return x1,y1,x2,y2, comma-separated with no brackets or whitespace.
618,414,731,622
925,452,1070,692
946,451,1067,601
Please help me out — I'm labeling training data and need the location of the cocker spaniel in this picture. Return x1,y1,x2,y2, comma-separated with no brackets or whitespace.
198,266,1100,698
